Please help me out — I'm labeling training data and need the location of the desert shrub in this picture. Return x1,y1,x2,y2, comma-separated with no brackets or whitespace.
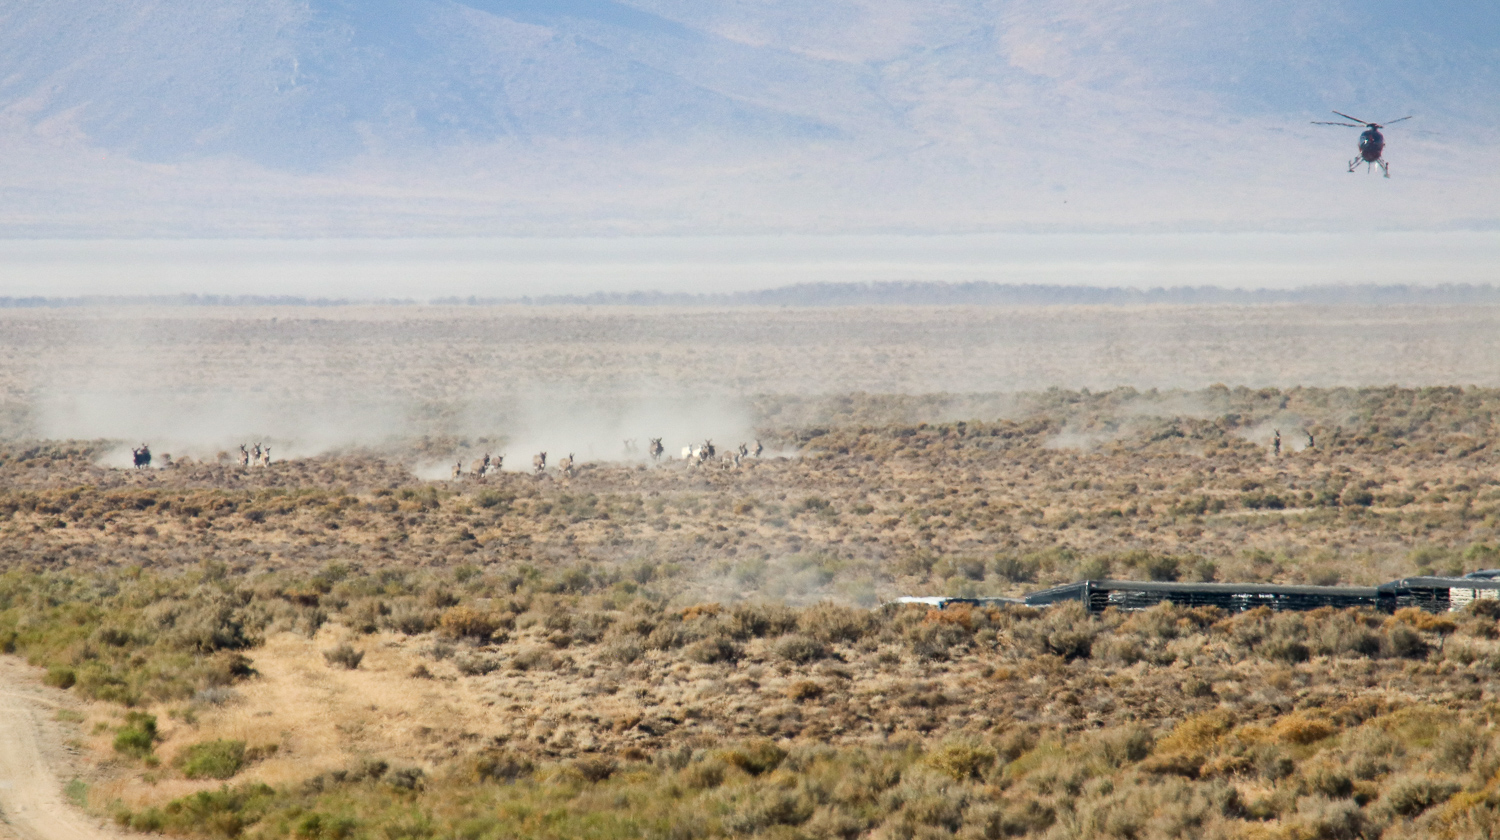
1432,728,1486,773
1283,796,1366,840
45,665,77,689
1382,623,1429,659
387,767,425,790
572,757,617,783
1096,726,1154,767
994,728,1039,762
645,621,688,650
467,750,534,783
344,598,388,634
322,644,364,670
686,636,741,664
1241,491,1287,510
114,712,158,758
924,741,997,781
1027,601,1096,660
1262,637,1311,663
178,739,247,780
1219,607,1317,662
904,613,972,661
509,647,557,671
725,790,816,834
169,597,258,653
1303,765,1355,799
798,601,876,644
568,610,611,643
114,783,278,839
682,759,728,790
474,490,511,509
454,655,500,676
979,800,1057,837
382,603,438,635
775,634,829,664
1274,712,1336,745
1120,602,1186,641
438,606,498,642
1156,711,1235,755
1136,553,1182,582
881,768,970,833
786,680,824,701
1312,610,1384,658
1376,773,1461,817
728,603,800,639
599,639,643,664
991,554,1039,583
721,740,788,776
1094,634,1145,665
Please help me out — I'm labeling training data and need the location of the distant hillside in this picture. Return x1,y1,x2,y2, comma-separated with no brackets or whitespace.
1,0,1497,234
8,283,1500,308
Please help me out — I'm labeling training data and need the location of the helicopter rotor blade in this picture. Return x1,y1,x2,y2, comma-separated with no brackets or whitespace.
1312,121,1362,127
1382,116,1413,125
1331,110,1373,125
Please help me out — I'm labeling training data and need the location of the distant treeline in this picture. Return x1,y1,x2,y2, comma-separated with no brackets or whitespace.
6,283,1500,308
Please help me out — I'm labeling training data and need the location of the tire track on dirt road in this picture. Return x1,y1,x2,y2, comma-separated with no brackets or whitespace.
0,657,121,840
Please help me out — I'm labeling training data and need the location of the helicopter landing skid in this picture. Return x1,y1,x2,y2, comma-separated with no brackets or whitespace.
1348,158,1391,178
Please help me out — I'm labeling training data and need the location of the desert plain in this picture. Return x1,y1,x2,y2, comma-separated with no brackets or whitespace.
3,303,1500,840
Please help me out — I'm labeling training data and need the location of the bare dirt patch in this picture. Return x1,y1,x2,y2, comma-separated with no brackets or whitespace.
0,657,123,840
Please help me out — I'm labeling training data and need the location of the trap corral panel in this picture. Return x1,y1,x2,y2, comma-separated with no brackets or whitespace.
1024,580,1380,615
1377,577,1500,613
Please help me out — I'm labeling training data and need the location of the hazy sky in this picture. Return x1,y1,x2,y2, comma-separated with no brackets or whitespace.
0,0,1496,294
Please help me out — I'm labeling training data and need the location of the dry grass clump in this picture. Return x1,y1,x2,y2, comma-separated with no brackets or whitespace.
436,605,501,643
321,644,364,669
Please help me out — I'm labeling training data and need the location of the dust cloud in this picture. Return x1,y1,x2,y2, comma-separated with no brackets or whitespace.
7,304,1500,462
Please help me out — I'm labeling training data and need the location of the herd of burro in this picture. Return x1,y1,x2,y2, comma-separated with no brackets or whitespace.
127,443,272,470
238,443,273,468
451,438,764,480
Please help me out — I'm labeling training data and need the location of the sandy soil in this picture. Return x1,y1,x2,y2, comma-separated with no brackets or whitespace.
0,658,122,840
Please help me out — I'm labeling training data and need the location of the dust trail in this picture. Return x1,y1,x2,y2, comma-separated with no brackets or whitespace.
35,390,411,467
490,390,756,470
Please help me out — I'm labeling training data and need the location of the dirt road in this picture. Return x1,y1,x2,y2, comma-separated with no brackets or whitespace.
0,658,119,840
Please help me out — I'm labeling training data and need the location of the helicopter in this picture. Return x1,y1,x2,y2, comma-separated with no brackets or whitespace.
1312,111,1412,178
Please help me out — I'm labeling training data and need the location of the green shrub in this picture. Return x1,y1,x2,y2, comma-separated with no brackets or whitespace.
113,712,157,759
44,665,76,689
178,739,247,780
